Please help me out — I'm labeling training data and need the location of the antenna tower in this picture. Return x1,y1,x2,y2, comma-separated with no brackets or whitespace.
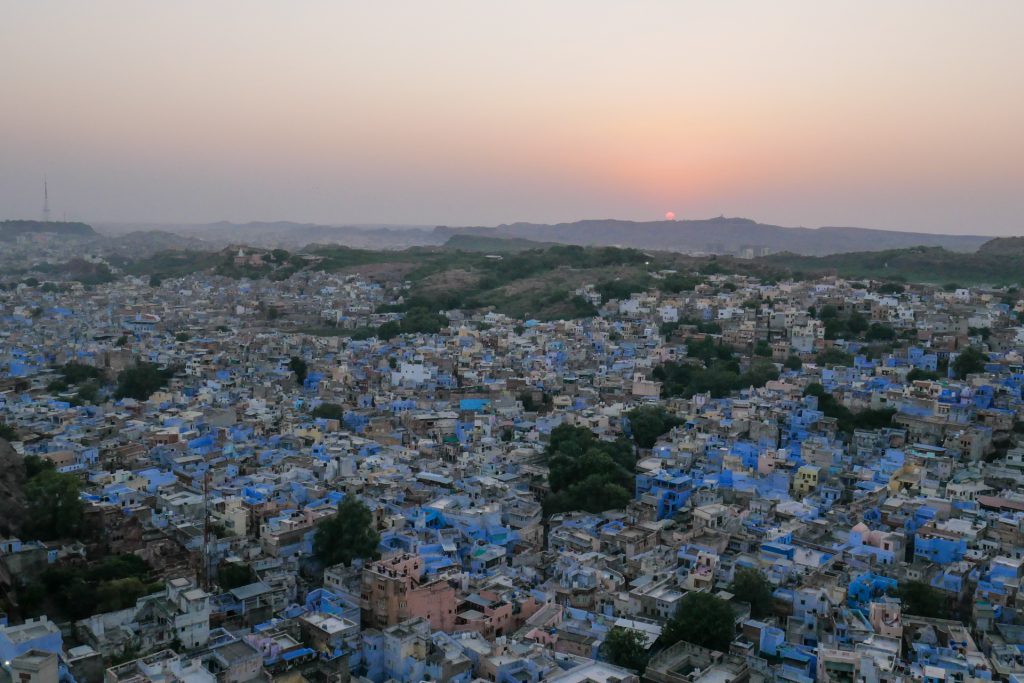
42,177,51,222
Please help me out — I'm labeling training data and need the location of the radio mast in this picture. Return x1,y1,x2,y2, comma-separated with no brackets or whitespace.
42,176,51,222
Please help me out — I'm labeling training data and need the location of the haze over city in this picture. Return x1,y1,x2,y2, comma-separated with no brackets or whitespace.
3,1,1023,233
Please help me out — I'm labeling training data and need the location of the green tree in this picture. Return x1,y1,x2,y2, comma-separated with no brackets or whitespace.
0,422,16,441
312,403,345,421
95,577,148,613
313,496,381,567
23,454,55,478
115,363,172,400
906,368,939,382
75,380,101,405
48,379,69,392
626,405,681,449
661,591,736,652
601,627,649,672
753,340,772,357
289,356,308,383
899,580,948,619
730,568,774,619
818,305,838,319
846,312,869,335
399,307,448,335
952,347,987,379
543,424,635,515
804,384,895,434
25,470,84,540
816,348,854,367
865,323,896,341
218,563,255,590
654,358,778,400
59,362,102,384
783,355,802,371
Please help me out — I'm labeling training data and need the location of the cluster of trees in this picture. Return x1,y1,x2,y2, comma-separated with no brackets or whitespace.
475,245,649,292
349,306,450,341
815,347,855,367
804,384,896,434
0,422,17,440
603,571,776,672
115,363,175,400
953,347,988,379
23,455,86,541
18,554,156,620
660,591,737,653
313,496,381,567
218,562,255,590
730,568,775,619
47,362,104,405
660,318,722,338
818,305,868,339
289,356,308,383
311,402,345,421
543,424,636,515
600,627,649,672
654,357,780,399
907,368,941,382
815,305,898,343
875,282,905,294
595,276,652,302
626,405,682,449
898,580,949,619
518,391,552,413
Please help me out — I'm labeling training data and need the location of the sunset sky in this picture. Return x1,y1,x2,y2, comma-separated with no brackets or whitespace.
3,1,1023,233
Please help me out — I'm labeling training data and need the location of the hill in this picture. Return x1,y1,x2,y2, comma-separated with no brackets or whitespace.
43,239,757,320
435,217,989,256
21,234,1023,317
758,240,1024,286
97,221,439,249
0,220,97,241
442,234,553,252
977,236,1024,255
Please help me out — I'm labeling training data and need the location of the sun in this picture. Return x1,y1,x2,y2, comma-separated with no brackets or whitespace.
665,211,676,221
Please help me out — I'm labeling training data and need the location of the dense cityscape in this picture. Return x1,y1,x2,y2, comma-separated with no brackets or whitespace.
2,224,1024,683
5,2,1024,682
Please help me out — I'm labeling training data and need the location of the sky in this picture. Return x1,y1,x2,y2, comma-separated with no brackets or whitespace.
2,1,1023,234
